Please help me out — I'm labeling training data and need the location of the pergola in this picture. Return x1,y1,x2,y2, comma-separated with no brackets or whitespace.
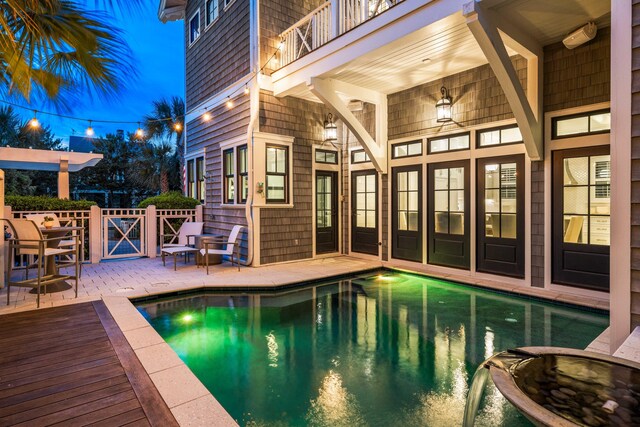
0,147,103,199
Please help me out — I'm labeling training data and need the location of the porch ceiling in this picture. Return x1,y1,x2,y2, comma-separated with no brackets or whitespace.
273,0,610,102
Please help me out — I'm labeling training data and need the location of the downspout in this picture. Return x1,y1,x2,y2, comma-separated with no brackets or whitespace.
244,0,260,266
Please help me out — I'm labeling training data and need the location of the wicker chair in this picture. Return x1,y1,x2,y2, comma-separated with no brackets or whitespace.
3,218,79,308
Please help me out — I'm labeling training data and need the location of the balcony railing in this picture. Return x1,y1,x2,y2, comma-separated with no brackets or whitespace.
279,0,404,67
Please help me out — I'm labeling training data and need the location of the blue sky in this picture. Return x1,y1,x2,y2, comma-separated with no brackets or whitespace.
20,2,185,146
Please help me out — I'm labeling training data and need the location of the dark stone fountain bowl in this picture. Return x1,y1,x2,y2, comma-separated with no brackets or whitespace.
489,347,640,427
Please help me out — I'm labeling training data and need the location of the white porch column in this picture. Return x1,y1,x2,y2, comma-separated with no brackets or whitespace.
58,157,70,199
146,205,157,259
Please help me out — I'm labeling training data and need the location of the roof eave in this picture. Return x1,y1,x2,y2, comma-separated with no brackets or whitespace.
158,0,186,22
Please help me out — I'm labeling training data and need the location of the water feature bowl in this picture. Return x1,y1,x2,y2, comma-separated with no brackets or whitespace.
488,347,640,427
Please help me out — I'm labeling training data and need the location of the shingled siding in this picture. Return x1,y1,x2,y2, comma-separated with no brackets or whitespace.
185,0,251,110
543,27,610,113
259,92,327,264
259,0,326,76
630,3,640,329
185,96,251,257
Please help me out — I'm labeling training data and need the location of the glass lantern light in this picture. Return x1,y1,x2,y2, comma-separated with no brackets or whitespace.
324,113,337,144
435,86,452,123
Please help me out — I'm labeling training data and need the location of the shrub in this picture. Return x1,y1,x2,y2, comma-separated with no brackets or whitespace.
5,195,96,211
137,192,200,209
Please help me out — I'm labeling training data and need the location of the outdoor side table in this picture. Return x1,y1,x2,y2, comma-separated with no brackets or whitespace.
194,234,223,266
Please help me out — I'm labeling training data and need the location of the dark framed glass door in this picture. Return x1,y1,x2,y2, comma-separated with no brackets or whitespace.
392,165,422,262
351,170,378,255
552,146,610,291
428,160,470,269
477,155,525,278
316,171,338,254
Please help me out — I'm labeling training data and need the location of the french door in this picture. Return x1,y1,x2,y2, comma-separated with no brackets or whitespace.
316,171,339,254
477,155,525,278
392,165,422,262
552,146,610,291
427,160,470,269
351,170,378,255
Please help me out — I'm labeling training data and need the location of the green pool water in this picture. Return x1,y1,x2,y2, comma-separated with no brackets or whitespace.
137,271,608,426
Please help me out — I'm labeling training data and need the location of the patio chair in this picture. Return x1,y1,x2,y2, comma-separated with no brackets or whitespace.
200,225,243,275
3,218,79,308
160,221,204,270
24,213,83,278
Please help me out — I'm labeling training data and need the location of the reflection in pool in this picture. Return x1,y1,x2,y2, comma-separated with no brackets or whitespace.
137,272,608,426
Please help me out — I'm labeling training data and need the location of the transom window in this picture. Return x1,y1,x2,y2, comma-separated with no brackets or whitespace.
433,167,465,235
552,110,611,139
562,155,610,245
205,0,218,26
484,163,518,238
477,125,522,148
392,140,422,158
351,150,371,164
237,145,248,203
315,149,338,164
266,145,288,203
397,170,419,231
223,149,234,204
189,11,200,45
428,133,470,154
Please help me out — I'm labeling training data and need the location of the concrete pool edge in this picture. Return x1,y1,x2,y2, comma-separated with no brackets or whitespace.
102,295,238,427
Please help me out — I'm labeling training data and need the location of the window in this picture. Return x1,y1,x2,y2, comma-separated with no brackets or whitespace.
428,133,469,154
483,162,518,238
433,167,465,235
223,149,234,204
187,159,195,198
189,11,200,45
266,145,288,203
552,110,611,139
392,140,422,158
205,0,218,26
196,157,205,203
315,149,338,164
237,145,248,203
351,150,371,164
477,125,522,148
223,0,233,8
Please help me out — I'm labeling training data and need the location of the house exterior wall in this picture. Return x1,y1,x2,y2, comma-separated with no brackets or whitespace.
630,3,640,329
184,0,251,110
258,92,326,264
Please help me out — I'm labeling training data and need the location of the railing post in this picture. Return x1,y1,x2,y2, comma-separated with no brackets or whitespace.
331,0,339,38
89,205,101,264
196,204,204,222
147,205,157,258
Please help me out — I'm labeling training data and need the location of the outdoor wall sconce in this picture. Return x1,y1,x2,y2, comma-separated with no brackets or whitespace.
256,182,264,195
324,113,337,144
435,86,452,123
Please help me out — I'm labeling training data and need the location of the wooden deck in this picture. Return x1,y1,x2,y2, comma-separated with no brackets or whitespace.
0,301,178,427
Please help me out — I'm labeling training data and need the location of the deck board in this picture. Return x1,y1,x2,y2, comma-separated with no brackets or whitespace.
0,301,178,427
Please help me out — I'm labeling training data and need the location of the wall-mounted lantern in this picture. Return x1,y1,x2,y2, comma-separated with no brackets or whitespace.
324,113,337,143
435,86,452,123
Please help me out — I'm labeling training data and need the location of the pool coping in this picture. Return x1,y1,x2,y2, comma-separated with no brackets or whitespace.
105,263,611,426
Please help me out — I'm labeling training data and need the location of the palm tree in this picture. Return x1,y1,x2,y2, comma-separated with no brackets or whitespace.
143,96,185,151
132,141,178,194
0,1,141,105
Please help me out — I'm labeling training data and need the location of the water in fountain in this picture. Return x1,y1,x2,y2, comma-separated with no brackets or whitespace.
462,364,490,427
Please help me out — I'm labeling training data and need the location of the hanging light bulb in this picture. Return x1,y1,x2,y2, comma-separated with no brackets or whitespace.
244,84,250,95
136,122,144,138
202,110,212,122
174,122,182,131
29,111,40,129
86,121,94,136
226,97,234,109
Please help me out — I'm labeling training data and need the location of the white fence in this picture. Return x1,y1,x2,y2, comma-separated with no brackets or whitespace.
3,205,203,266
279,0,404,66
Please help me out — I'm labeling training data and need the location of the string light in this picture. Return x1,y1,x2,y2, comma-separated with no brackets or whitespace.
174,122,182,131
226,97,234,109
202,110,212,122
29,111,39,129
244,84,250,95
135,122,144,138
86,120,94,136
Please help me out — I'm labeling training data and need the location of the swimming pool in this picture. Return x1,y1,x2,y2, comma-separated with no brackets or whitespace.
136,271,608,426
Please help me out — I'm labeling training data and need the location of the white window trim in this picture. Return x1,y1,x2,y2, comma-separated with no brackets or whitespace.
188,10,201,47
253,132,294,208
204,0,219,30
223,0,236,12
219,138,249,208
543,102,611,297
